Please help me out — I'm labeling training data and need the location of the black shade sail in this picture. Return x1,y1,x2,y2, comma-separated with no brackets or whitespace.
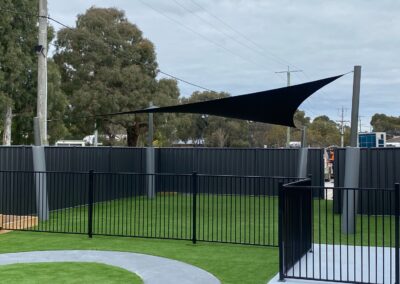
114,75,343,128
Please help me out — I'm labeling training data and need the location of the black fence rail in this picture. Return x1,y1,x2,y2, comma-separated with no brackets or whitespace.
279,182,400,284
0,170,298,246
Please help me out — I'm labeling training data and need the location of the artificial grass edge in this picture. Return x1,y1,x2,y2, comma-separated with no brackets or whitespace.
0,231,278,284
0,261,143,284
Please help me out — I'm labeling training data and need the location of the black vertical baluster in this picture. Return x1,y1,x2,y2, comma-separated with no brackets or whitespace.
234,176,237,243
240,177,243,244
368,188,371,283
395,183,399,284
278,181,285,281
332,186,335,281
360,190,363,283
353,189,356,283
216,176,219,242
318,187,321,280
382,189,385,284
375,187,378,284
230,176,233,243
258,177,261,245
262,177,266,246
192,172,197,244
390,187,393,284
272,178,276,246
325,187,328,280
211,176,215,242
226,176,228,243
346,189,349,282
88,170,94,238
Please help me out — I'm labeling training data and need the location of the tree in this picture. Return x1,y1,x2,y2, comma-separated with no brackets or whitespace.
174,91,251,147
0,1,38,145
54,7,179,146
264,125,287,147
175,91,228,145
371,114,400,137
308,115,340,147
151,78,180,146
47,60,70,144
264,110,310,148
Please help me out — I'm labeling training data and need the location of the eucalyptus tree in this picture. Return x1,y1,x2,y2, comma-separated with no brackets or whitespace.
54,7,179,146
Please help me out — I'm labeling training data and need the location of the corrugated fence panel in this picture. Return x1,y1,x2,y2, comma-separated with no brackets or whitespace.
155,148,324,194
334,148,400,189
0,146,33,171
334,147,400,214
45,147,145,172
0,147,34,215
1,146,145,215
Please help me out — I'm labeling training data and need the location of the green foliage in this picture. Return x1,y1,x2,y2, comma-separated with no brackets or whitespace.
371,113,400,137
47,60,69,144
54,7,179,146
175,91,251,147
308,115,340,147
0,0,38,144
0,2,67,145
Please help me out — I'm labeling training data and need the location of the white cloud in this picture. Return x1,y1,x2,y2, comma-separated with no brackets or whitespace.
48,0,400,129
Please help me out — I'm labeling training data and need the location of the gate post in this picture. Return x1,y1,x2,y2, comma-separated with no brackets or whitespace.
278,181,285,281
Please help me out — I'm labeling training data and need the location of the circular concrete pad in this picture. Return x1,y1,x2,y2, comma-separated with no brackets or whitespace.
0,250,220,284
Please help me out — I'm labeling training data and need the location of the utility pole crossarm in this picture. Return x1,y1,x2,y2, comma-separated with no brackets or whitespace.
275,66,303,147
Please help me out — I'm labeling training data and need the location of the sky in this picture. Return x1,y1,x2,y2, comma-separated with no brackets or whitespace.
48,0,399,131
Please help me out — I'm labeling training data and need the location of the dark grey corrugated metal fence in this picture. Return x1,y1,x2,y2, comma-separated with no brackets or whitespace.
0,146,324,214
0,147,146,214
156,148,324,187
0,146,324,185
334,147,400,214
334,147,400,188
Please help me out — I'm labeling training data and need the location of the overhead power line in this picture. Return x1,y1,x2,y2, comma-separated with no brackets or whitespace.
136,0,276,73
0,6,215,92
171,0,287,71
188,0,305,70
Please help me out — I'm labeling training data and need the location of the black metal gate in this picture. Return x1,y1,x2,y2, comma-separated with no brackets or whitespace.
278,178,312,280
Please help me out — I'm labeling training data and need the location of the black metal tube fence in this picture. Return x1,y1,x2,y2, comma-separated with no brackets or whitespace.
279,182,400,284
0,170,299,246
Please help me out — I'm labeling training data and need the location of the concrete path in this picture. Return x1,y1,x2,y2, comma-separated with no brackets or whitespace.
269,243,395,284
0,250,220,284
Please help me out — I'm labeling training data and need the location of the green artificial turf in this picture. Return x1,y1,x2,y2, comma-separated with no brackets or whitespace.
312,198,395,247
26,194,395,247
0,262,142,284
0,231,278,284
34,194,280,246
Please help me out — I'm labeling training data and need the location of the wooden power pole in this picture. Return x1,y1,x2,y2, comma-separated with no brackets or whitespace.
37,0,48,145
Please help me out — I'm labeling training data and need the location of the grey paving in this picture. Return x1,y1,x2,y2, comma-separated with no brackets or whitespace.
0,250,220,284
269,244,394,284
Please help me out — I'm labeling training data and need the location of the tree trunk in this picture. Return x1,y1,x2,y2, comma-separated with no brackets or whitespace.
2,105,12,145
126,124,139,147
